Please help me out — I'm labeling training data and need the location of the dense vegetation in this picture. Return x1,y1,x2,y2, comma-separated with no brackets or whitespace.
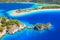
31,0,60,4
0,0,60,4
0,16,23,32
41,6,60,9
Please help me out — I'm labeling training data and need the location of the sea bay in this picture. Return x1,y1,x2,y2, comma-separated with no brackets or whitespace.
0,3,60,40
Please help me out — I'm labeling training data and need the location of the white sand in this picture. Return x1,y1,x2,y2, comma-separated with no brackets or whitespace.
9,9,60,16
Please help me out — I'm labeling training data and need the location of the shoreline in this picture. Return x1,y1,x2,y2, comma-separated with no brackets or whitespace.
8,8,60,16
0,16,52,39
0,16,27,38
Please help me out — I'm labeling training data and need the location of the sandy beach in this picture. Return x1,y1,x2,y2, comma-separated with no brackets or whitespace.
9,9,60,16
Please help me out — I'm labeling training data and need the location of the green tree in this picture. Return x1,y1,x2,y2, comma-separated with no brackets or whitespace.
13,20,23,27
0,27,4,32
7,19,14,25
1,16,7,24
44,22,50,27
1,24,6,27
7,25,11,30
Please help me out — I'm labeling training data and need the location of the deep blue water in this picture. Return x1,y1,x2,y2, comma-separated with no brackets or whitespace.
0,3,39,10
0,3,60,40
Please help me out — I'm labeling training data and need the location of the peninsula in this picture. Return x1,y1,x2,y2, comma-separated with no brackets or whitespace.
9,5,60,16
0,16,52,38
0,16,26,38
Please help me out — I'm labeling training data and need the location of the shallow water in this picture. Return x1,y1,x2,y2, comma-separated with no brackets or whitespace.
0,3,60,40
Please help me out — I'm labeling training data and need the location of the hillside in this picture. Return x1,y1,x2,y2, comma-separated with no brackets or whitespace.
0,0,60,4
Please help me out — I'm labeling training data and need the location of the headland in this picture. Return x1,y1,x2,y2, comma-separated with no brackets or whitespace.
0,16,52,38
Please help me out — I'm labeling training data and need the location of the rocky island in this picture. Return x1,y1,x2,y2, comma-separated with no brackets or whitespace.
33,22,51,30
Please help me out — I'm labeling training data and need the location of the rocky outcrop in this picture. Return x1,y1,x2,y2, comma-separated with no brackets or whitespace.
33,23,51,30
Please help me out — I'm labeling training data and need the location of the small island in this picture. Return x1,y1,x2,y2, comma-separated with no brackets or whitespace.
33,22,51,30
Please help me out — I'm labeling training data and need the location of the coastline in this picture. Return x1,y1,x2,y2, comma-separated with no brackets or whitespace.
0,16,27,38
0,5,59,39
1,2,60,40
0,16,52,38
8,9,60,16
0,8,53,39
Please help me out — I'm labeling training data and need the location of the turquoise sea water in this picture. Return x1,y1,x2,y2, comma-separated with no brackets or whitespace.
0,3,60,40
